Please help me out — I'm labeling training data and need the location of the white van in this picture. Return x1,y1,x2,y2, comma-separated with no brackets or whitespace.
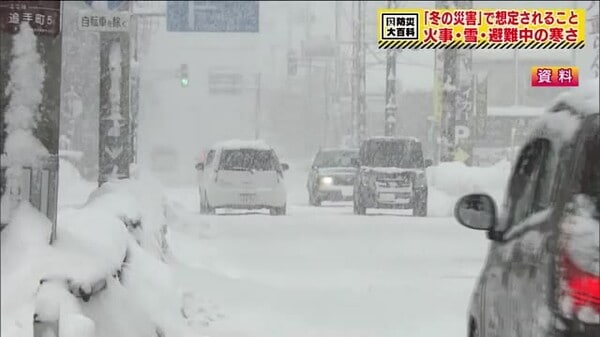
195,140,289,215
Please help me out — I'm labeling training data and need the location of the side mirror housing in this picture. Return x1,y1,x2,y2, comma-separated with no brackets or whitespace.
281,163,289,171
454,194,498,235
195,162,204,171
424,159,433,168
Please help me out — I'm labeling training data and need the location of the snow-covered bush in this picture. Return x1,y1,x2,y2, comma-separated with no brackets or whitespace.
2,171,195,337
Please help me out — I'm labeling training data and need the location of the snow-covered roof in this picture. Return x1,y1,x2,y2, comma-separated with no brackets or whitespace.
212,139,273,151
548,80,600,116
488,106,545,117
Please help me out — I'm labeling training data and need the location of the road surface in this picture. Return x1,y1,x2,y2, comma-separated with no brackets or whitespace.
164,167,490,337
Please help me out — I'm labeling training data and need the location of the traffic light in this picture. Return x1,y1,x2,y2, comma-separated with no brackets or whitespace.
287,51,298,76
180,63,189,87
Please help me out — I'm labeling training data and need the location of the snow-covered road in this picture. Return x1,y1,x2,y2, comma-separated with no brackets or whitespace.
165,175,491,337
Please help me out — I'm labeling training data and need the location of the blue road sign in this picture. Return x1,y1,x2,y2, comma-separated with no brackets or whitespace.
83,1,125,11
167,1,259,33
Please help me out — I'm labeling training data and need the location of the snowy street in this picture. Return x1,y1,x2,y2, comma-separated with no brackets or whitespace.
2,2,598,336
164,167,490,337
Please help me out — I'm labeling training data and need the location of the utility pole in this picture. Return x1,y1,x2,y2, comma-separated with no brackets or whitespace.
305,2,313,129
385,0,398,137
438,0,458,162
333,1,341,146
254,73,261,140
351,1,367,146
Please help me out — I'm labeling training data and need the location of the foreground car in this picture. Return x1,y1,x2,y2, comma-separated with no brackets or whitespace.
353,137,431,216
455,86,599,337
307,148,358,206
196,140,289,215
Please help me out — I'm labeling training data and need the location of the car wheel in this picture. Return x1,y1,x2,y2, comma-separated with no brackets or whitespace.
199,188,206,214
270,204,286,216
469,319,479,337
413,200,427,217
202,192,215,215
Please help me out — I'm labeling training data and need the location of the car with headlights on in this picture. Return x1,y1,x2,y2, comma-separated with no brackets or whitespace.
353,137,431,216
307,148,359,206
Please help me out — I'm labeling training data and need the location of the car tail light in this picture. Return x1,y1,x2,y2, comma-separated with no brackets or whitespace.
558,208,600,324
560,253,600,321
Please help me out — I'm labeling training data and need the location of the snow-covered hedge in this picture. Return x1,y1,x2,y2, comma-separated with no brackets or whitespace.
1,171,195,337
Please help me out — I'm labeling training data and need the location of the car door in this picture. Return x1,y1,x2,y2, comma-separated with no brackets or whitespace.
481,138,554,337
501,137,559,337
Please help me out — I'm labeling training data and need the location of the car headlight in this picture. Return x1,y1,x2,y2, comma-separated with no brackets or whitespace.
415,172,427,187
320,176,333,186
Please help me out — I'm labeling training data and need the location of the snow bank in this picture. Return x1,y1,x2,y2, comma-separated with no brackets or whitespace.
427,160,511,217
58,159,96,208
2,170,196,337
85,170,171,260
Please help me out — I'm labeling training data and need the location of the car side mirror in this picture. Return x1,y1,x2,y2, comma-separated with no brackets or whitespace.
281,163,289,171
351,158,360,167
195,162,204,171
454,194,498,233
424,159,433,168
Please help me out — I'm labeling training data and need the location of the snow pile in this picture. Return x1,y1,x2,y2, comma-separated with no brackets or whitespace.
85,170,171,261
58,159,96,208
2,172,196,337
427,160,511,217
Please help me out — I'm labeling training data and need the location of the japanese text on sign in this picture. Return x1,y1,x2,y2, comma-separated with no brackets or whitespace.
378,8,586,49
78,10,130,32
0,1,61,36
530,66,579,87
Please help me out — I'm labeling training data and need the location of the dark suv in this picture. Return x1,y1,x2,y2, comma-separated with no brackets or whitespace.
353,137,431,216
454,88,599,337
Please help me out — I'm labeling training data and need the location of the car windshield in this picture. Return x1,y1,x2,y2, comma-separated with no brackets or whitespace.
313,150,358,168
360,140,424,168
219,149,279,171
